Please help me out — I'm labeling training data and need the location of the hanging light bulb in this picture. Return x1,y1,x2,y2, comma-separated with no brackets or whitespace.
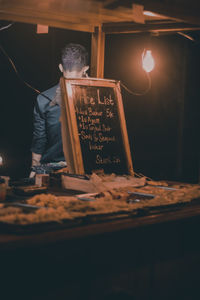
142,49,155,73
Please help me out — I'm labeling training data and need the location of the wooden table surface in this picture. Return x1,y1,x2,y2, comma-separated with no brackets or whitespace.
1,194,200,300
1,200,200,249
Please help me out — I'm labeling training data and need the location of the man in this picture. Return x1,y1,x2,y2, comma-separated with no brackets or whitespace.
30,43,89,176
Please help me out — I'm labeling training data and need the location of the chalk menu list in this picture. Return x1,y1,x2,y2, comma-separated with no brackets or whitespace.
72,85,128,174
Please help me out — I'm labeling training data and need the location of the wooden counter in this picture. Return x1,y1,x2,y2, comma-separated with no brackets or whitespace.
1,201,200,300
0,200,200,248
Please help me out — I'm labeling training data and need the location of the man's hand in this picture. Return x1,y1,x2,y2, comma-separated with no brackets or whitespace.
32,152,42,167
29,171,36,178
29,152,42,178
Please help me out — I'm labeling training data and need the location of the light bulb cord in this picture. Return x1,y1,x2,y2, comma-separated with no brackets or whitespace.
120,71,151,96
0,44,53,102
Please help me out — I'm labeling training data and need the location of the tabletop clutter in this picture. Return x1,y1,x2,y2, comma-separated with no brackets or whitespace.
0,169,200,227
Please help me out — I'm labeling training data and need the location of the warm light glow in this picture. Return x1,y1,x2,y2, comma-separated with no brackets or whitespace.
142,50,155,73
0,155,3,166
143,11,157,17
143,10,168,19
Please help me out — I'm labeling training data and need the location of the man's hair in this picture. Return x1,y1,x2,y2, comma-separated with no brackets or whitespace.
61,43,88,72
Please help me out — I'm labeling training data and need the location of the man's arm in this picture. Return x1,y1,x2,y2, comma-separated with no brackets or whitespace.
30,96,47,175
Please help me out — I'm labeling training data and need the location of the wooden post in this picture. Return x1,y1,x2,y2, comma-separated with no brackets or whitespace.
90,26,105,78
176,42,187,179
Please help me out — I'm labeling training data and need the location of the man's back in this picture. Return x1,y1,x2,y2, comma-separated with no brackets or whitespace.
31,85,65,163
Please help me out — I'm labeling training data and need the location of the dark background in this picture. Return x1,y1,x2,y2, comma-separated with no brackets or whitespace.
0,21,200,182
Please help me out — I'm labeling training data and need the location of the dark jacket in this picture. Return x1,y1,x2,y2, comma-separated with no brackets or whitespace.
31,85,65,163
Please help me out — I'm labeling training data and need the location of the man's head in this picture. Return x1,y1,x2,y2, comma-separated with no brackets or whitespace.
59,43,89,78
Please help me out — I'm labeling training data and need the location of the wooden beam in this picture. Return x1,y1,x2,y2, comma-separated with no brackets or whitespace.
0,1,139,31
0,12,95,32
102,21,200,34
133,0,200,26
90,26,105,78
0,3,97,33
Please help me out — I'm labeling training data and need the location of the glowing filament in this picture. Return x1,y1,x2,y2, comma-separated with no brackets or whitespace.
142,50,155,73
0,156,3,166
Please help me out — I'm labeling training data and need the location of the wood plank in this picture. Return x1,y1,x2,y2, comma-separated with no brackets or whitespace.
134,0,200,25
1,204,200,248
102,21,200,34
91,26,105,78
0,0,176,32
0,3,98,32
0,6,136,26
60,77,77,173
115,81,134,175
0,12,95,32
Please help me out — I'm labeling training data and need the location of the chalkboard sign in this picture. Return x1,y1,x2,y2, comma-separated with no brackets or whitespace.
60,77,133,175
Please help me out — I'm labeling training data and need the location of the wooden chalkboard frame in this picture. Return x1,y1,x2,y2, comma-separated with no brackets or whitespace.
60,77,134,175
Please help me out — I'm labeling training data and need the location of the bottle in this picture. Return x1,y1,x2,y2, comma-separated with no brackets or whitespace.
0,177,6,201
